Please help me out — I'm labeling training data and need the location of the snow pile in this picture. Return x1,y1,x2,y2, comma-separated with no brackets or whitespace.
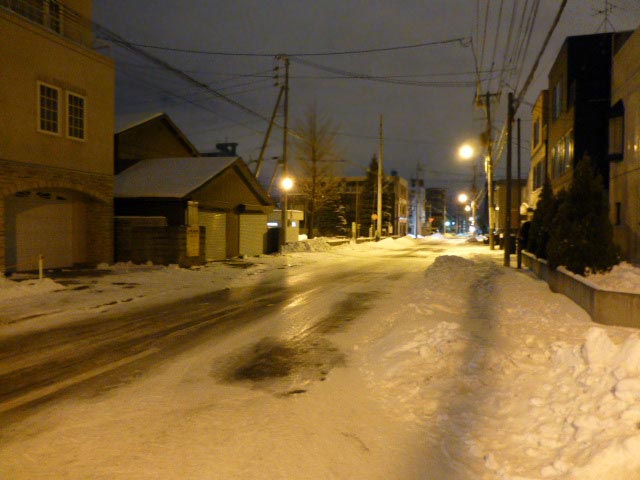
359,254,640,479
282,237,333,253
584,262,640,294
0,276,63,301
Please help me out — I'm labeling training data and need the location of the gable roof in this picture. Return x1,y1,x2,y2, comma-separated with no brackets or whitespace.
114,157,273,205
115,112,199,157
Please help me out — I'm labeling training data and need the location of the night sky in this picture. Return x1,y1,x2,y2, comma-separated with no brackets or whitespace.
94,1,640,193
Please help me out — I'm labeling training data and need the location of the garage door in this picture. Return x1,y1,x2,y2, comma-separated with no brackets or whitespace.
5,190,87,271
198,211,227,261
239,214,267,257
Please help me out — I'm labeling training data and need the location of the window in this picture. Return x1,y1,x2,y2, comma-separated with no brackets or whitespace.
552,79,563,120
38,82,59,134
47,0,61,32
533,161,545,191
564,131,573,171
609,101,624,161
67,92,85,140
533,118,541,148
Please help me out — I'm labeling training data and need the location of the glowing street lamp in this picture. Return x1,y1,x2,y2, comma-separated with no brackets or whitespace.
280,176,293,192
458,144,474,160
280,176,294,247
458,191,476,234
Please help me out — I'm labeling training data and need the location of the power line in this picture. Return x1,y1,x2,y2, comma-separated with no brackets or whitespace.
106,36,470,58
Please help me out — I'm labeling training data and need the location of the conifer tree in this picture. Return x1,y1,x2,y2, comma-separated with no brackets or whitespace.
527,178,556,259
546,155,619,275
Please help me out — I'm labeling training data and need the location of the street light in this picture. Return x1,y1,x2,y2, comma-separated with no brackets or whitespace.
458,191,476,235
280,176,294,247
458,144,474,160
458,142,493,245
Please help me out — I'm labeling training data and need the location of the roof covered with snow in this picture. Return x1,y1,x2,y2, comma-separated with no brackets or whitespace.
114,157,238,198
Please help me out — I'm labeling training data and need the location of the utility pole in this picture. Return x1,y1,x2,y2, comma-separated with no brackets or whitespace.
504,92,514,267
517,117,522,269
377,114,383,240
254,86,284,178
279,55,290,249
442,189,447,235
485,91,496,249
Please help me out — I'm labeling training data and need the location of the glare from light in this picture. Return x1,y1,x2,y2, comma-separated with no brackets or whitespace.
465,205,471,212
469,225,476,233
458,193,468,203
281,176,294,191
459,144,474,160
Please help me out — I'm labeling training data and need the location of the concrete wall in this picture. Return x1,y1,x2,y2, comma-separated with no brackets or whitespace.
523,252,640,328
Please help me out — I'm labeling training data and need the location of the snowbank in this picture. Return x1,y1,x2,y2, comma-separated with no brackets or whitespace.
584,262,640,294
0,276,63,302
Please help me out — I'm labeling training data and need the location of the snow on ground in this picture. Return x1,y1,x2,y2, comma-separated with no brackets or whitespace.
2,236,640,479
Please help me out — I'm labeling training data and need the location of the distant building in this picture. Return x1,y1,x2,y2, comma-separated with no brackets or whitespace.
425,188,445,234
0,0,115,272
610,26,640,263
338,173,408,237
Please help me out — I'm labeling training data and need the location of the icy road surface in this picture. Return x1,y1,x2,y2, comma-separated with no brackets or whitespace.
1,237,640,479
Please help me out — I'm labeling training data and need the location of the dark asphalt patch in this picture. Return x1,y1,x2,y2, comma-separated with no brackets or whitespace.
218,290,381,396
220,336,345,392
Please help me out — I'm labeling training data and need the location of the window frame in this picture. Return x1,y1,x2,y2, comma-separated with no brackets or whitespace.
66,91,86,141
36,81,61,136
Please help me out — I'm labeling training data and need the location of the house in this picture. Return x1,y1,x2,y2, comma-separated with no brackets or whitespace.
526,91,549,212
0,0,115,273
546,32,631,195
115,112,199,174
115,157,274,263
610,26,640,263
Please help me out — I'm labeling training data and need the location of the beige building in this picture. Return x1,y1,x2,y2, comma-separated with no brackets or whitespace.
610,26,640,263
526,91,548,213
0,0,115,272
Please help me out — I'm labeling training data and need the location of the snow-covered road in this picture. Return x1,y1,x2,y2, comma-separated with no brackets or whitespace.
1,237,640,479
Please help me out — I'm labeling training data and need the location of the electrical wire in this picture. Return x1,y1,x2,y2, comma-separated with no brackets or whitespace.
106,36,470,57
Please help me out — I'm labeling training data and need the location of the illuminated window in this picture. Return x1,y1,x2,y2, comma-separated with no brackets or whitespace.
38,82,59,134
67,92,85,140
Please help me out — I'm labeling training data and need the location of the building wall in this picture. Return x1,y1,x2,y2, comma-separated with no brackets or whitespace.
547,33,629,196
611,27,640,263
0,2,115,272
0,7,115,175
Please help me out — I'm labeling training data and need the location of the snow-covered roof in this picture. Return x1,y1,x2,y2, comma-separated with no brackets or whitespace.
115,157,237,198
114,112,164,134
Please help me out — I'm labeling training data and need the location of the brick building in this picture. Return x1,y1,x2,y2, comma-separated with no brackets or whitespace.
0,0,115,272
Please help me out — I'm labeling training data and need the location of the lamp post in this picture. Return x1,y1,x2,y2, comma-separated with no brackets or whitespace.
457,192,476,234
458,142,487,241
280,176,293,248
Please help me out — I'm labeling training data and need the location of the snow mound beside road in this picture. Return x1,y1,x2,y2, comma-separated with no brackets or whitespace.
0,276,63,302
